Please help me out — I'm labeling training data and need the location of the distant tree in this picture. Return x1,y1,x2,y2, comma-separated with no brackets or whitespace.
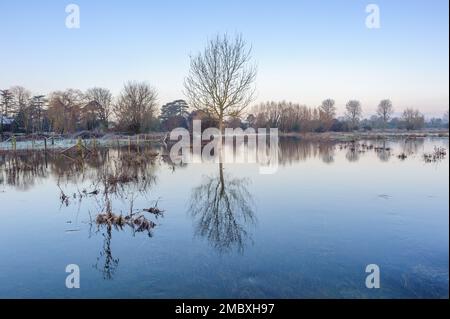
401,108,425,130
85,87,112,129
81,101,101,131
10,86,32,132
278,101,301,132
47,89,84,134
365,115,383,130
0,89,13,117
376,99,394,130
10,86,30,113
245,114,256,128
30,95,47,133
226,116,242,129
159,99,189,131
359,118,373,131
184,34,257,132
319,99,336,131
427,118,444,129
113,81,158,133
345,100,362,130
389,117,401,130
443,111,449,127
329,118,347,132
0,89,14,138
187,110,218,132
251,101,327,132
252,101,281,128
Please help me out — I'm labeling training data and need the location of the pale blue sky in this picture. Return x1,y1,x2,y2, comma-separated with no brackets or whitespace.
0,0,448,117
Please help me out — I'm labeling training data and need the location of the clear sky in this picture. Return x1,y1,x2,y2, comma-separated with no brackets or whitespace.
0,0,448,117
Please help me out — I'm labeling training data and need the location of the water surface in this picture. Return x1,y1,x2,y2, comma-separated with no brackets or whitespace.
0,137,448,298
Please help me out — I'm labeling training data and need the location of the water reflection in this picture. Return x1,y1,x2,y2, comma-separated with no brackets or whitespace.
189,162,256,253
0,138,447,262
0,137,448,296
53,147,164,279
374,141,390,162
345,148,360,162
1,138,441,191
94,220,119,280
402,138,425,155
278,138,336,165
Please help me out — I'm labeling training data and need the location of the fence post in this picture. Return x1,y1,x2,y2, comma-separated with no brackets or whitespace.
77,137,82,153
137,134,140,152
12,135,16,152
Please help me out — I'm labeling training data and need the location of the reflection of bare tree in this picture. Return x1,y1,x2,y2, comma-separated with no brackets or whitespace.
0,151,49,190
278,138,316,165
189,163,256,253
319,143,335,164
376,141,391,162
278,138,335,165
95,221,119,280
345,149,360,162
402,138,424,155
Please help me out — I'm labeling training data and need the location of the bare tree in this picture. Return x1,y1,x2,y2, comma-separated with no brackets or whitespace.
184,34,257,132
31,95,47,133
10,86,32,132
443,110,449,125
113,81,158,133
345,100,362,129
376,99,393,130
319,98,336,130
401,108,424,130
47,89,84,134
85,87,112,129
10,86,31,111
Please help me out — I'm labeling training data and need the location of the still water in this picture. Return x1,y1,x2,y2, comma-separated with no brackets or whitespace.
0,137,448,298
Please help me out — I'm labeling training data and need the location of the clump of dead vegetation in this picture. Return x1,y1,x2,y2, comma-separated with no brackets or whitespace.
95,200,164,237
119,149,159,167
423,147,447,163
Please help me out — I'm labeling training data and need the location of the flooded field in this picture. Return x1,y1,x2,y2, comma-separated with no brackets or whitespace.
0,137,448,298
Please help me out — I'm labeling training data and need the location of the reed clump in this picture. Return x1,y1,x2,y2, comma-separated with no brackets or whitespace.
423,147,447,163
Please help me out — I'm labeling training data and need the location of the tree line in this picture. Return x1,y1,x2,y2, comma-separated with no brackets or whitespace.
246,99,448,133
1,34,448,139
